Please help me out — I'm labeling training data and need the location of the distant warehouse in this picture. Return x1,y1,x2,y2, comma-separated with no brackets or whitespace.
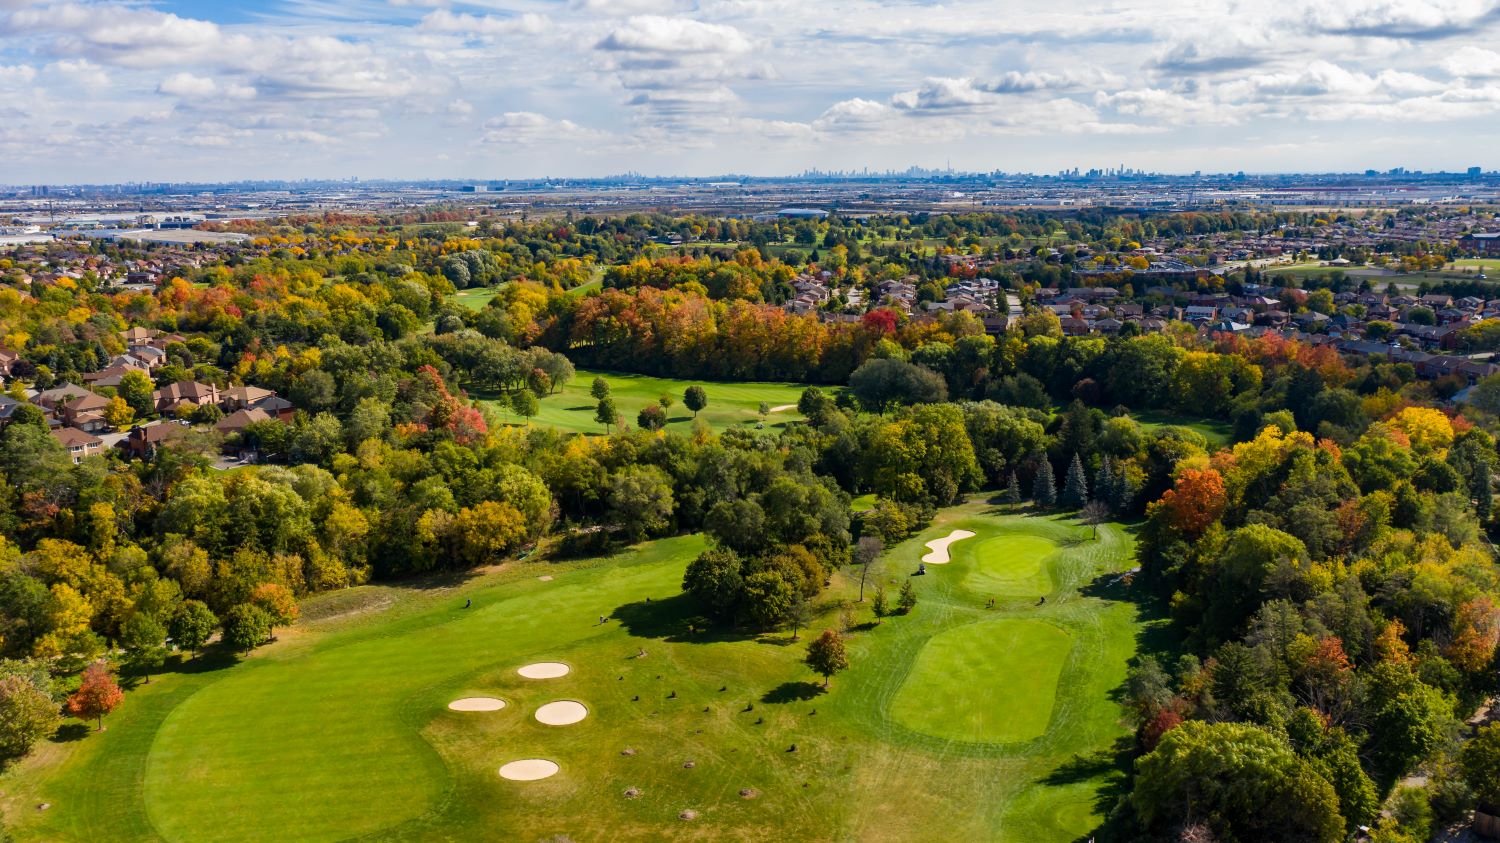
1460,231,1500,256
85,229,251,246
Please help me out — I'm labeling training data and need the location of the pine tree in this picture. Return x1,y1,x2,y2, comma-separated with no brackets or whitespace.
1033,459,1057,507
1093,458,1114,512
1110,467,1132,514
1001,471,1022,505
1061,454,1089,510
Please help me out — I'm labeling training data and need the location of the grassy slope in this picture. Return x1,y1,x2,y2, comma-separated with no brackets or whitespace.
1132,410,1233,447
3,505,1153,843
494,369,809,435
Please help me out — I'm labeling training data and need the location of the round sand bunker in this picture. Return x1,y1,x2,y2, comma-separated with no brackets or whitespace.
499,759,559,781
447,697,506,712
517,662,570,679
922,529,976,565
535,700,589,725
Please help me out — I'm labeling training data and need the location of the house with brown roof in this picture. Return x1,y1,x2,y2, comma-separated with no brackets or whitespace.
152,381,220,414
122,421,191,459
52,427,103,464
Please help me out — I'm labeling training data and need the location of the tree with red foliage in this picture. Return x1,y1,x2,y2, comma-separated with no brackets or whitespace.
860,308,899,337
1141,706,1185,752
1156,468,1227,539
67,662,123,731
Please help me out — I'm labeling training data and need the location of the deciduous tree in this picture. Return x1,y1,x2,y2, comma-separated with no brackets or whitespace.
804,629,848,687
66,662,123,731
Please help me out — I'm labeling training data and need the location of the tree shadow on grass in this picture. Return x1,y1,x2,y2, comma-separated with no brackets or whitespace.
50,722,91,744
612,593,759,645
761,681,824,704
1042,736,1137,841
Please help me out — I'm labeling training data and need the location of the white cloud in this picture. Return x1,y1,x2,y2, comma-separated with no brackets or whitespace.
597,15,751,53
480,111,605,144
1443,45,1500,76
418,10,548,37
158,72,256,100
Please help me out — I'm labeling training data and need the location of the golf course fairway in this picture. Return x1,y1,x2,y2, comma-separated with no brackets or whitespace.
1,503,1155,843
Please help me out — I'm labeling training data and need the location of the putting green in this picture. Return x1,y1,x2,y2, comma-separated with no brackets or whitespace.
889,618,1072,744
960,533,1058,597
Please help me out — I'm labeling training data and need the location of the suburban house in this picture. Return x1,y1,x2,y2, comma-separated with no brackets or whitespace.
52,427,104,463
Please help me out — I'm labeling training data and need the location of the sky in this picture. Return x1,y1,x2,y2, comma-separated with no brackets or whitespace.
3,0,1500,182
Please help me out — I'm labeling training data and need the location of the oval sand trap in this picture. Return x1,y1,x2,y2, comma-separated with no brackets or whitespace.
535,700,589,725
499,759,559,781
447,697,506,712
517,662,570,679
921,529,976,564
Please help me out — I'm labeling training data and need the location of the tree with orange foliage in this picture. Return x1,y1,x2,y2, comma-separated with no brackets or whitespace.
250,583,300,634
66,662,123,731
1445,597,1499,674
1157,469,1227,539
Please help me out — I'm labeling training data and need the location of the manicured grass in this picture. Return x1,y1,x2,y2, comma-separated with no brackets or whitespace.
493,369,809,434
890,618,1071,743
452,287,499,311
2,503,1154,842
1132,410,1233,447
960,532,1058,597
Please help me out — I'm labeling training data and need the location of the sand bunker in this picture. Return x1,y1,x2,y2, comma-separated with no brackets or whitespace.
447,697,506,712
922,530,976,565
517,662,570,679
498,759,559,781
535,700,589,725
768,404,797,413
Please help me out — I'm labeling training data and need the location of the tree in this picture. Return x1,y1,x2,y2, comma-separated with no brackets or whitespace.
595,396,620,432
758,401,771,422
222,603,273,653
103,395,134,429
170,600,218,657
851,535,882,602
1060,453,1089,509
1000,471,1022,505
742,569,795,629
118,369,155,417
804,629,848,687
849,358,947,413
1461,723,1500,809
0,663,60,759
871,584,888,617
682,548,743,619
896,580,918,614
683,385,708,418
120,613,168,683
1132,721,1345,843
66,662,123,731
590,377,611,400
608,466,674,541
1032,459,1057,507
657,393,673,412
637,403,667,431
1081,499,1110,539
510,390,538,426
250,583,299,634
788,596,814,640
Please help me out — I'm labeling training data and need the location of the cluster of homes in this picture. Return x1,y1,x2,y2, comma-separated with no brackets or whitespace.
2,328,292,464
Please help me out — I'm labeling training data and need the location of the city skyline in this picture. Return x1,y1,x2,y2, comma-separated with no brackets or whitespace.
3,0,1500,181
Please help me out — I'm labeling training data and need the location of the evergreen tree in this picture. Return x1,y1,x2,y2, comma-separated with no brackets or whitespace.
1033,458,1057,507
1094,458,1114,512
1061,454,1089,509
1110,466,1133,514
1000,471,1022,505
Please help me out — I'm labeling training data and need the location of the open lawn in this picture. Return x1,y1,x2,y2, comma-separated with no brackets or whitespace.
1,503,1155,842
1132,410,1233,447
491,369,809,434
452,287,499,311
